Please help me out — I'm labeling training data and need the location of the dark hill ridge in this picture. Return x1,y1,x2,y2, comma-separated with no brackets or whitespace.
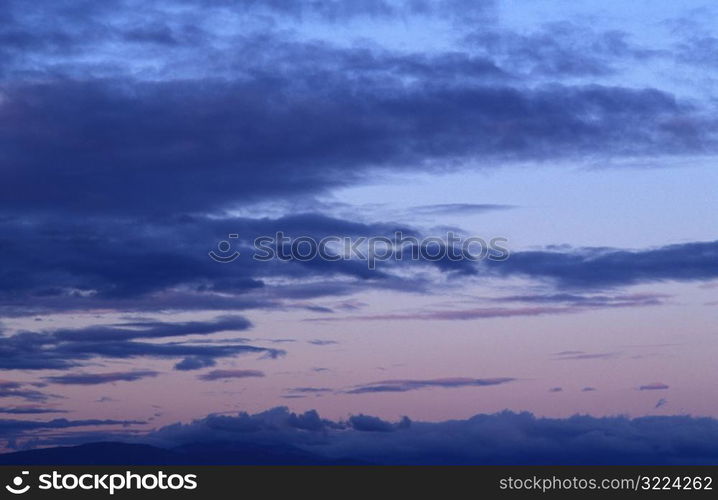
0,441,367,465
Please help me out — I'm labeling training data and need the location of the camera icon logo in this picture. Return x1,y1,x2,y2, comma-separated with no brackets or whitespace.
209,234,241,263
6,471,30,494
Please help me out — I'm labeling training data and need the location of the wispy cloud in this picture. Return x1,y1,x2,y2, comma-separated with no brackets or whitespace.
0,318,283,372
44,371,160,386
346,377,515,394
307,340,339,346
286,387,333,394
410,203,515,216
0,418,145,440
639,383,670,391
0,381,56,402
490,241,718,289
553,351,618,361
0,406,68,415
197,370,265,382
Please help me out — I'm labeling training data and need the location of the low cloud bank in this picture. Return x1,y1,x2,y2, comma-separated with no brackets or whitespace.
141,407,718,465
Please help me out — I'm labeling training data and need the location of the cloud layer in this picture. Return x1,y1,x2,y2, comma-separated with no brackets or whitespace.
135,408,718,464
0,317,281,371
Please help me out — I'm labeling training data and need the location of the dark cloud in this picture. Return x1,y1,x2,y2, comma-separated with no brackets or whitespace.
0,2,712,220
209,0,416,22
197,370,265,381
0,381,56,402
0,318,283,371
639,383,670,391
0,213,411,315
307,340,338,346
5,406,718,464
0,3,710,219
95,397,117,403
302,306,334,313
43,370,160,386
490,240,718,289
1,78,709,218
0,0,495,71
174,356,217,371
0,417,144,440
1,212,712,320
52,316,252,342
349,414,411,432
0,406,68,415
285,387,333,394
346,377,515,394
136,407,718,464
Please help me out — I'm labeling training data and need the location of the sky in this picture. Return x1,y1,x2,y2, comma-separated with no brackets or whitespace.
0,0,717,461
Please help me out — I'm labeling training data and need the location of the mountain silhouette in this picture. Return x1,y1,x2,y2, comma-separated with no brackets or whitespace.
0,441,367,465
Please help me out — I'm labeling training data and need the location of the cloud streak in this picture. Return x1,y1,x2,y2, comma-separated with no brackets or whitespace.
0,318,283,372
346,377,516,394
490,241,718,289
639,383,670,391
0,406,68,415
44,371,160,386
197,370,265,381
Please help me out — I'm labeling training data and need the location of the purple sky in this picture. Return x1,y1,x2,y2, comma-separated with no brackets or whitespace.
0,0,717,457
